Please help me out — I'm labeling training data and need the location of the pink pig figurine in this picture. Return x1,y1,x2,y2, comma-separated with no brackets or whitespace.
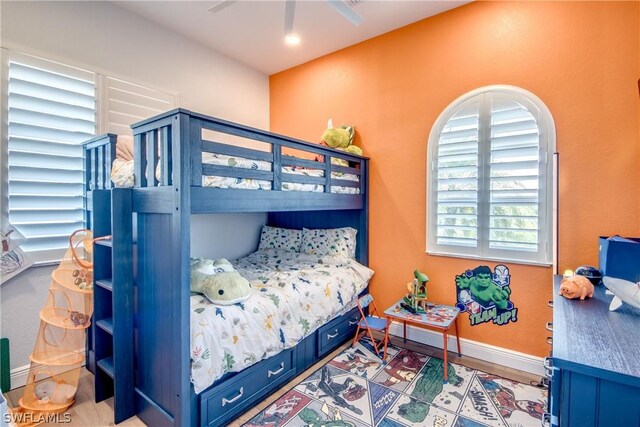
559,275,595,300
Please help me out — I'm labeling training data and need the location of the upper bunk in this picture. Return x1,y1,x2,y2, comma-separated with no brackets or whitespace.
82,109,369,214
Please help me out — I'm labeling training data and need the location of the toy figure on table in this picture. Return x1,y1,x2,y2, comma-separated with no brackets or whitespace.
403,270,430,313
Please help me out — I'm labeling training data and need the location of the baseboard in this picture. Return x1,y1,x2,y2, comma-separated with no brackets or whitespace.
387,320,545,377
9,365,29,390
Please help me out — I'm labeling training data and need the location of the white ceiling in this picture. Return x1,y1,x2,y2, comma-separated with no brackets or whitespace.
113,0,470,75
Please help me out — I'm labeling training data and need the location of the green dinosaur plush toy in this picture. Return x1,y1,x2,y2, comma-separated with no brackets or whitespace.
319,119,363,166
190,258,252,305
321,123,351,149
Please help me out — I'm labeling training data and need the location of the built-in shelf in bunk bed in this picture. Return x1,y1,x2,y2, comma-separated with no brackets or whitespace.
82,109,370,427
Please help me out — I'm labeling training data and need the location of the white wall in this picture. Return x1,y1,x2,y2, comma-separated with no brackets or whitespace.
0,1,269,126
0,266,53,389
0,0,269,384
191,214,266,260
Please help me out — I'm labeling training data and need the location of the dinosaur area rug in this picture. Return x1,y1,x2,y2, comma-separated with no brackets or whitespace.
243,340,547,427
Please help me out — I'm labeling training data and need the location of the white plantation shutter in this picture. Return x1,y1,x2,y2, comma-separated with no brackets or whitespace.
435,100,479,252
3,51,179,265
428,86,555,264
7,59,96,263
102,77,176,135
489,97,543,255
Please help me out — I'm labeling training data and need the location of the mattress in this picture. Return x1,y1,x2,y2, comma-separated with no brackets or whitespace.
189,249,374,394
111,152,360,194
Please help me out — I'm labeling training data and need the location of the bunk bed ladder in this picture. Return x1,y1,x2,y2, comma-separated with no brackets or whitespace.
92,188,135,423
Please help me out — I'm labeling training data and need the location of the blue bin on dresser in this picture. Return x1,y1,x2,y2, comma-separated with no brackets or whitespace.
599,236,640,283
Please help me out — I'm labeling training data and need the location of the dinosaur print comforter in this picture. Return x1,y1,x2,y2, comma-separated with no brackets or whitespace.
190,249,374,394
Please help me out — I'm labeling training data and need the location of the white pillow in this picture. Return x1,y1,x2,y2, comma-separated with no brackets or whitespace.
301,227,357,258
111,158,135,188
258,226,302,252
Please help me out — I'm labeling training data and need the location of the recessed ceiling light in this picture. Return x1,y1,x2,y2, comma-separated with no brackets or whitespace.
285,34,301,46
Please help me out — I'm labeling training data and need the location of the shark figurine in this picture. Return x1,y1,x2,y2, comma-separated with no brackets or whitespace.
602,276,640,311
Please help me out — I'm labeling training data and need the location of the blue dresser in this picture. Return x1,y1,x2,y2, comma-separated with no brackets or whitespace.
548,276,640,426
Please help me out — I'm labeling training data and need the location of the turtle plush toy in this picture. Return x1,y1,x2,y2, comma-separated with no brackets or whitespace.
190,257,252,305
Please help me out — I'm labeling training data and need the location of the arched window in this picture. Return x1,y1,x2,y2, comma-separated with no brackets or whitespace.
427,85,555,264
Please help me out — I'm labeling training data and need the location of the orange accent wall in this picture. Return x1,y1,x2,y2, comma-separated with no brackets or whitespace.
270,1,640,356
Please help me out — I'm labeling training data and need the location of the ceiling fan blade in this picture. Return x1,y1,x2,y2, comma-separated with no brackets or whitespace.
208,0,237,14
284,0,296,35
325,0,363,26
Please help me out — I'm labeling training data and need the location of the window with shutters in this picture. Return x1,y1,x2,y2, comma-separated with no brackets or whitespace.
2,51,177,264
427,86,555,265
5,55,96,264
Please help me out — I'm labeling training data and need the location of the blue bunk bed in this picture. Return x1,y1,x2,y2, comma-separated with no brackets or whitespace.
82,109,369,426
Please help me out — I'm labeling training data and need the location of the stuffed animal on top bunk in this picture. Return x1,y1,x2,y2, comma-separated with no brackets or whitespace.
190,257,252,305
316,119,363,166
111,135,135,188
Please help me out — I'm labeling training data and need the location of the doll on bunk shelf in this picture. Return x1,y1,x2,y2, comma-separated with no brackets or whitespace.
403,270,429,313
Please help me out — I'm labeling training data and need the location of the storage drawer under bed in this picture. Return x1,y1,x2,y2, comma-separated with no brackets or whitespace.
199,346,297,426
317,307,361,357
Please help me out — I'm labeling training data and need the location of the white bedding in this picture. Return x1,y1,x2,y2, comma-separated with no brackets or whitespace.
189,249,373,394
111,152,360,194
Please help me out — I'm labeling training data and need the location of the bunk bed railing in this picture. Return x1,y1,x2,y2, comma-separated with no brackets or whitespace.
82,134,117,191
130,109,368,195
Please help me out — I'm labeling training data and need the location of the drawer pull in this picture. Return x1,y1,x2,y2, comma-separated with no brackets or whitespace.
545,322,553,332
348,318,360,326
547,336,553,345
268,362,285,378
541,413,551,427
543,357,553,379
221,387,244,407
327,329,339,340
547,300,553,308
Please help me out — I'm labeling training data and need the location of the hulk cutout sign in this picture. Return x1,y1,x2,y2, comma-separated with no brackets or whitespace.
455,265,518,326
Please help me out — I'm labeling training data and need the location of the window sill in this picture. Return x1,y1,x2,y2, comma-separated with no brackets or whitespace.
426,250,553,268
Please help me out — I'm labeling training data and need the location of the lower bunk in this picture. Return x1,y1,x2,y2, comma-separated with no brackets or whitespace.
126,218,371,427
189,244,371,426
